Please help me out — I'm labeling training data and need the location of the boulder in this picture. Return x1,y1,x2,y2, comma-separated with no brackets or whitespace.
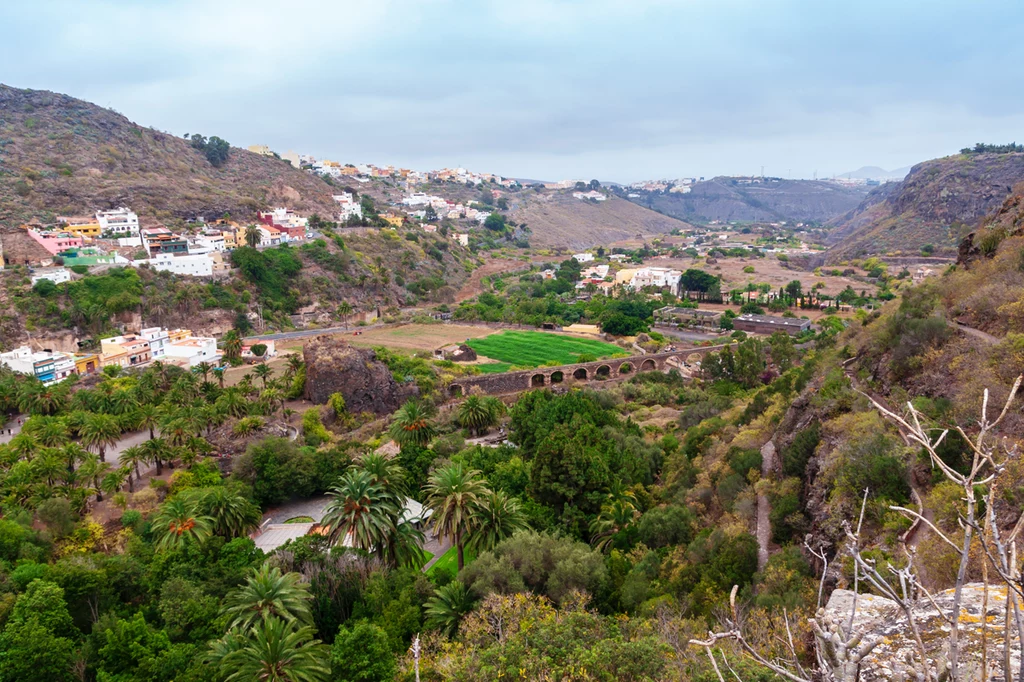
303,335,406,415
818,583,1020,681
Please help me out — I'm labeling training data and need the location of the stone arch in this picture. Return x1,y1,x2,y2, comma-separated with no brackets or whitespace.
573,367,588,380
550,370,564,383
618,362,633,375
530,373,546,388
595,364,611,379
640,358,656,372
687,353,703,364
449,384,464,397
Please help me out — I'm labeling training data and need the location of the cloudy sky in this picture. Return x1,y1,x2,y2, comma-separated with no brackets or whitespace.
2,0,1022,182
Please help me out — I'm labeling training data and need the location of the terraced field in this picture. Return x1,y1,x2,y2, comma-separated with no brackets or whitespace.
466,331,627,370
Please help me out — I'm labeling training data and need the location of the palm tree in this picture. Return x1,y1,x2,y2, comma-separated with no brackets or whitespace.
457,395,497,437
424,463,488,571
79,412,122,462
25,416,69,448
388,400,436,449
219,618,329,682
356,452,406,494
284,355,303,379
181,486,260,538
466,490,528,553
425,581,476,637
223,565,313,630
337,301,353,327
245,226,261,248
143,437,170,476
216,389,249,419
588,495,639,552
120,445,149,483
259,388,284,417
7,432,39,461
253,363,273,388
213,367,226,389
382,519,426,570
152,497,214,551
321,470,398,554
222,330,244,363
77,455,111,503
194,361,213,383
132,403,161,440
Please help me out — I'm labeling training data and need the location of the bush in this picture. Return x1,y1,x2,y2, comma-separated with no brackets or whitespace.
781,423,820,477
636,505,696,548
120,510,143,530
301,408,331,446
331,621,396,682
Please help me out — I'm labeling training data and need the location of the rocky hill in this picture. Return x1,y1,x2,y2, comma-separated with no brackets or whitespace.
507,189,692,249
0,84,339,227
618,177,868,225
825,152,1024,262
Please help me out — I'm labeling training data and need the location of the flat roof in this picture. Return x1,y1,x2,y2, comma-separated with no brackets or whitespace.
253,523,314,552
735,314,810,327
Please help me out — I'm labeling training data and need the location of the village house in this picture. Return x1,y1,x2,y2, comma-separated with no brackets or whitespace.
247,144,275,156
732,314,811,337
572,252,595,263
96,207,140,236
28,229,84,255
572,190,607,201
30,266,71,286
241,339,277,360
628,266,682,291
654,306,722,328
0,346,77,385
58,216,102,238
256,225,282,247
100,334,153,368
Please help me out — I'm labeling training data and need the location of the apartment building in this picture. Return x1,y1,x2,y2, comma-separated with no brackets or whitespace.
0,347,76,385
30,266,71,286
96,207,140,236
99,334,153,368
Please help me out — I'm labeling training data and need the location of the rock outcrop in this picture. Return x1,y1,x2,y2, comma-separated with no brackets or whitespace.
819,584,1021,681
303,335,407,415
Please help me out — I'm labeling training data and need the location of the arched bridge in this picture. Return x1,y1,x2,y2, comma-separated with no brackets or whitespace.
448,345,728,397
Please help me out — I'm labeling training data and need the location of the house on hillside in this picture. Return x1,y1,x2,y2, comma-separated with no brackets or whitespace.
732,314,811,337
96,207,140,236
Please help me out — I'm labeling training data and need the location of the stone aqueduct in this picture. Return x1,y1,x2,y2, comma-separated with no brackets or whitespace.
448,345,728,397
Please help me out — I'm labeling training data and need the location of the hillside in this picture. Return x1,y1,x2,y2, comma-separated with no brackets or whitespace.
0,84,339,227
506,189,693,248
825,152,1024,262
618,177,868,225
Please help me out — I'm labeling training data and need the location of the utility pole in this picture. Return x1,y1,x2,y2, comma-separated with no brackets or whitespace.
410,635,421,682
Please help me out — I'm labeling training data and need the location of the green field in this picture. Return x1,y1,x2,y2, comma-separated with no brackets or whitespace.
427,545,476,576
467,331,626,370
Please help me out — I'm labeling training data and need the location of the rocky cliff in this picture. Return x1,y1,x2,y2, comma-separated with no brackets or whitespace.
819,584,1019,681
303,335,410,415
0,84,338,228
826,152,1024,262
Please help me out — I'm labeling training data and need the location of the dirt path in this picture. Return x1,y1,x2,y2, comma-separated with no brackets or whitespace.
756,440,776,571
955,322,999,346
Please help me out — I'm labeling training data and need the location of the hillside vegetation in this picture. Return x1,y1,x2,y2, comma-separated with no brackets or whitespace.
825,151,1024,261
0,84,338,227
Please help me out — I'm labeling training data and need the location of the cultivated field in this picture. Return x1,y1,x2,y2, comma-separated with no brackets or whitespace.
466,331,627,370
346,323,495,352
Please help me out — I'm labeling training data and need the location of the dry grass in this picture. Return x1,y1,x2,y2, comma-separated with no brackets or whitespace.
650,255,867,297
346,323,496,352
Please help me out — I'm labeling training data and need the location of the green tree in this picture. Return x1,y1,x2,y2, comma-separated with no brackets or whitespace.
466,490,528,554
92,612,171,682
322,470,397,554
0,618,76,682
224,565,313,631
151,497,214,551
330,621,396,682
217,618,329,682
222,329,244,361
180,486,261,538
424,463,488,571
245,227,261,248
79,412,121,462
457,395,498,437
388,400,436,449
425,581,475,637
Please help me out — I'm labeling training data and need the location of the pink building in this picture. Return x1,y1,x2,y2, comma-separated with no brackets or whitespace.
29,230,84,255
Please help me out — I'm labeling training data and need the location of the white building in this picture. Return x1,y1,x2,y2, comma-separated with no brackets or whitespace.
629,267,682,291
0,346,76,385
572,253,595,263
140,327,171,359
581,264,610,279
333,193,362,221
145,252,218,277
164,336,221,368
193,231,226,252
572,190,607,201
31,267,71,286
96,207,140,236
402,192,433,207
453,233,469,247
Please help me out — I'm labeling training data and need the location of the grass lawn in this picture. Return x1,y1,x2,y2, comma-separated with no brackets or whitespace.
474,362,512,374
284,516,314,524
427,545,476,576
466,331,627,369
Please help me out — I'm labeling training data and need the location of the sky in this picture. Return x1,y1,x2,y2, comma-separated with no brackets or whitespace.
2,0,1023,183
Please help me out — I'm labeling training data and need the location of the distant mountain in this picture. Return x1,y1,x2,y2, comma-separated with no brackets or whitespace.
837,166,911,181
825,152,1024,261
618,177,868,224
0,84,339,228
508,189,693,249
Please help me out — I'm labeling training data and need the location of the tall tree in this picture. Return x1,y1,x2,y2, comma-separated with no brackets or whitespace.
151,497,214,551
388,400,436,449
424,463,488,571
223,565,313,631
321,470,398,555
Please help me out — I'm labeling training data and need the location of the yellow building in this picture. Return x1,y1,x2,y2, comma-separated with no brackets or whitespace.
247,144,275,156
72,353,100,375
381,213,404,227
